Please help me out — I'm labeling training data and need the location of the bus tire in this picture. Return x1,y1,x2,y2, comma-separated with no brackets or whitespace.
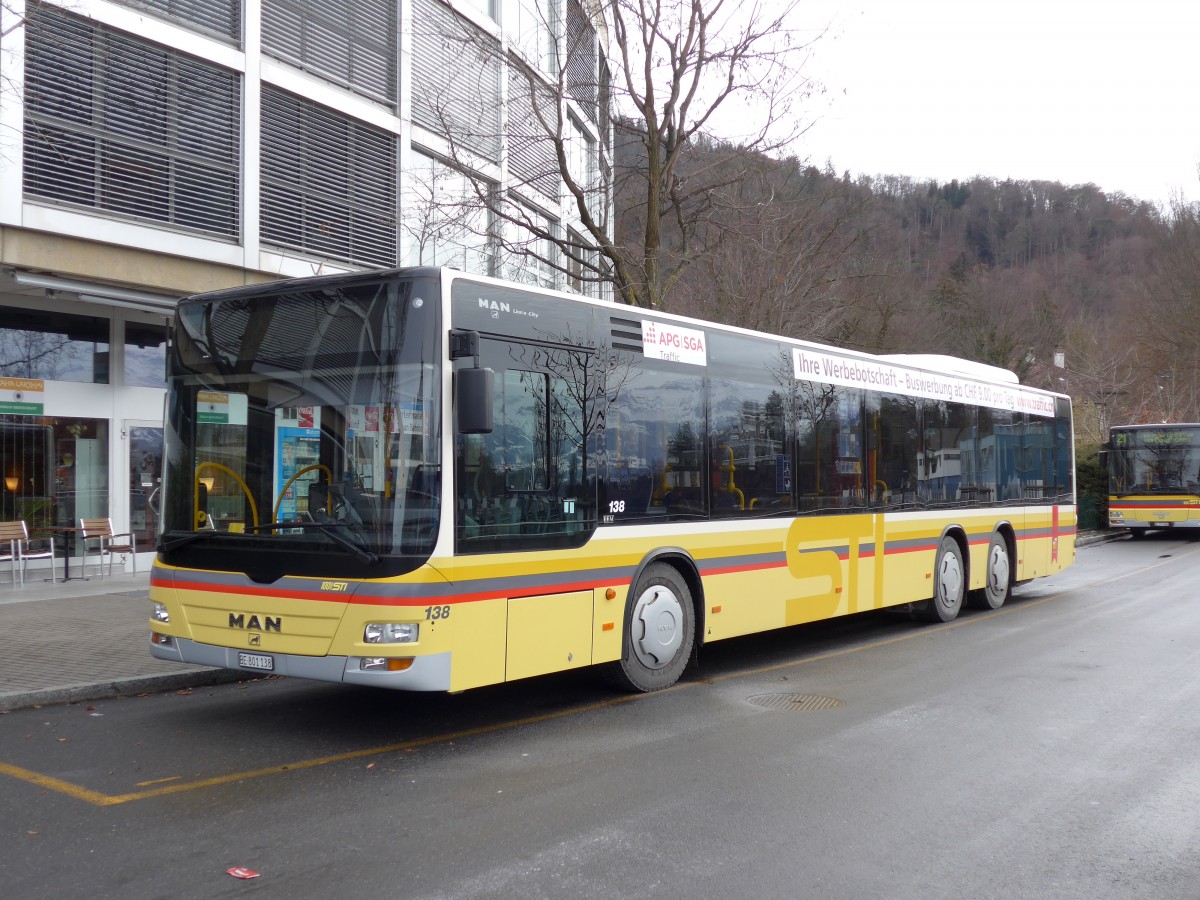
969,532,1011,610
610,562,695,692
920,537,965,623
1128,528,1148,540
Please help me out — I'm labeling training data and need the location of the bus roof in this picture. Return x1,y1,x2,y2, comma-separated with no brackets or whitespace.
176,266,1067,403
879,354,1020,385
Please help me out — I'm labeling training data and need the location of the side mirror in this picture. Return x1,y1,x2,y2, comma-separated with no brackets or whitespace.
456,366,494,434
1097,449,1109,469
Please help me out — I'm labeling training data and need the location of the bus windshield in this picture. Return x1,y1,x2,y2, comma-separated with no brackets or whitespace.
159,274,442,580
1110,427,1200,496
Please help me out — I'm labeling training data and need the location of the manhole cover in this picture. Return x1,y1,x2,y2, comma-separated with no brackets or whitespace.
747,693,844,712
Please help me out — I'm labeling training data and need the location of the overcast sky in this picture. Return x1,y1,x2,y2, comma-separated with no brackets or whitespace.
791,0,1200,208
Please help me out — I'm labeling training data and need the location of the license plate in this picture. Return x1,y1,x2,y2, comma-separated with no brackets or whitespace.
237,652,274,671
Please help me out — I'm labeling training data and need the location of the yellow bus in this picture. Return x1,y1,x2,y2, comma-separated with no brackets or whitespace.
149,267,1076,692
1106,424,1200,537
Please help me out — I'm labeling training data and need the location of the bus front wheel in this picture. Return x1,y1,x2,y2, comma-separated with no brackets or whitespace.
610,562,695,692
920,537,965,623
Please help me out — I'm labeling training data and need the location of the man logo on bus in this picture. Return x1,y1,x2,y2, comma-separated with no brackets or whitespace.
229,613,281,632
479,297,509,318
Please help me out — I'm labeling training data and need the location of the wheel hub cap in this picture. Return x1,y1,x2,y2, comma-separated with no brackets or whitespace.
937,552,963,607
631,585,684,669
989,545,1010,594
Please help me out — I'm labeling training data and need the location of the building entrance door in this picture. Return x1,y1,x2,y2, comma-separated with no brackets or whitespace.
126,420,163,547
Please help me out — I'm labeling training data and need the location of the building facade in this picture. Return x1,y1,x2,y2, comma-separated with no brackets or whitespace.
0,0,612,570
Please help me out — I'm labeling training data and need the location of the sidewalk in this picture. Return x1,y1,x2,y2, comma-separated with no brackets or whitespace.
0,569,239,713
0,530,1126,713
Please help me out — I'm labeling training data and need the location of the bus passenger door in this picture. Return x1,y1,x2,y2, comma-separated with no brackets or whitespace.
453,337,601,680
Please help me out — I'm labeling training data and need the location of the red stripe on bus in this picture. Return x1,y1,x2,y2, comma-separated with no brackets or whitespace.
161,573,623,607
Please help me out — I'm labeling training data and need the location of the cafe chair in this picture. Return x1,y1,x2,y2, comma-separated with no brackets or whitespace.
0,520,61,586
79,517,137,579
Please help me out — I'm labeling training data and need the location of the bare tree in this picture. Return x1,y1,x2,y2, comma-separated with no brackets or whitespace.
603,0,819,307
677,154,870,341
419,0,821,307
0,329,75,380
1043,319,1142,445
0,0,25,162
1131,194,1200,423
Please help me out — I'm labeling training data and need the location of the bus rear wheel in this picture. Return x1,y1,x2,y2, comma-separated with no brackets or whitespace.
610,562,695,692
919,537,965,623
969,533,1011,610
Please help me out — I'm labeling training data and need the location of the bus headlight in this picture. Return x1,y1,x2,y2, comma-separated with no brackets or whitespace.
152,602,170,624
363,622,419,644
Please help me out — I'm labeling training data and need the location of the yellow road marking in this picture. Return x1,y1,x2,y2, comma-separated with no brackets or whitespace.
0,761,114,806
5,543,1198,807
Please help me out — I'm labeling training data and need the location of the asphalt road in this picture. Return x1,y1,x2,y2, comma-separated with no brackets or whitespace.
2,533,1198,899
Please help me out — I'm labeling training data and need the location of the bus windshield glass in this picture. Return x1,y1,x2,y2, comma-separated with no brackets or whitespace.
1110,426,1200,496
159,274,441,580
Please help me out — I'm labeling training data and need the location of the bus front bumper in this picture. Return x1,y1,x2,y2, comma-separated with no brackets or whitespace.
149,635,453,692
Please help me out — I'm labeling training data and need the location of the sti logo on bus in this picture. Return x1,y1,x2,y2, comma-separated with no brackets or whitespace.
229,613,282,632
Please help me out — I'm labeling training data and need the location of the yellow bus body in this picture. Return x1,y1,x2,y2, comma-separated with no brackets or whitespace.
149,505,1076,692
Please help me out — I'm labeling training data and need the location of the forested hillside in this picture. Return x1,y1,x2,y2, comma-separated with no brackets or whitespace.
616,133,1199,451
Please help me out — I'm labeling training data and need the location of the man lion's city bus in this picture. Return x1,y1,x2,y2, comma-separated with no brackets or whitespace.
149,267,1076,693
1106,423,1200,537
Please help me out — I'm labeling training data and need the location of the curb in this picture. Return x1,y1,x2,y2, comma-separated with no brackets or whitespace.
0,668,251,713
1077,530,1125,547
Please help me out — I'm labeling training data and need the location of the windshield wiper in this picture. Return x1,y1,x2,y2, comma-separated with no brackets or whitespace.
160,531,224,553
243,520,380,564
161,521,381,564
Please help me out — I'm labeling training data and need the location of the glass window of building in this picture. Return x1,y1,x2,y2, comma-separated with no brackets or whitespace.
411,0,503,162
566,114,598,216
510,0,557,73
566,229,597,296
565,0,597,115
124,322,169,389
23,6,241,239
458,0,497,20
0,416,109,534
506,203,558,288
406,152,494,273
53,418,110,529
508,67,561,200
260,86,398,267
262,0,398,105
109,0,242,42
0,307,110,385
